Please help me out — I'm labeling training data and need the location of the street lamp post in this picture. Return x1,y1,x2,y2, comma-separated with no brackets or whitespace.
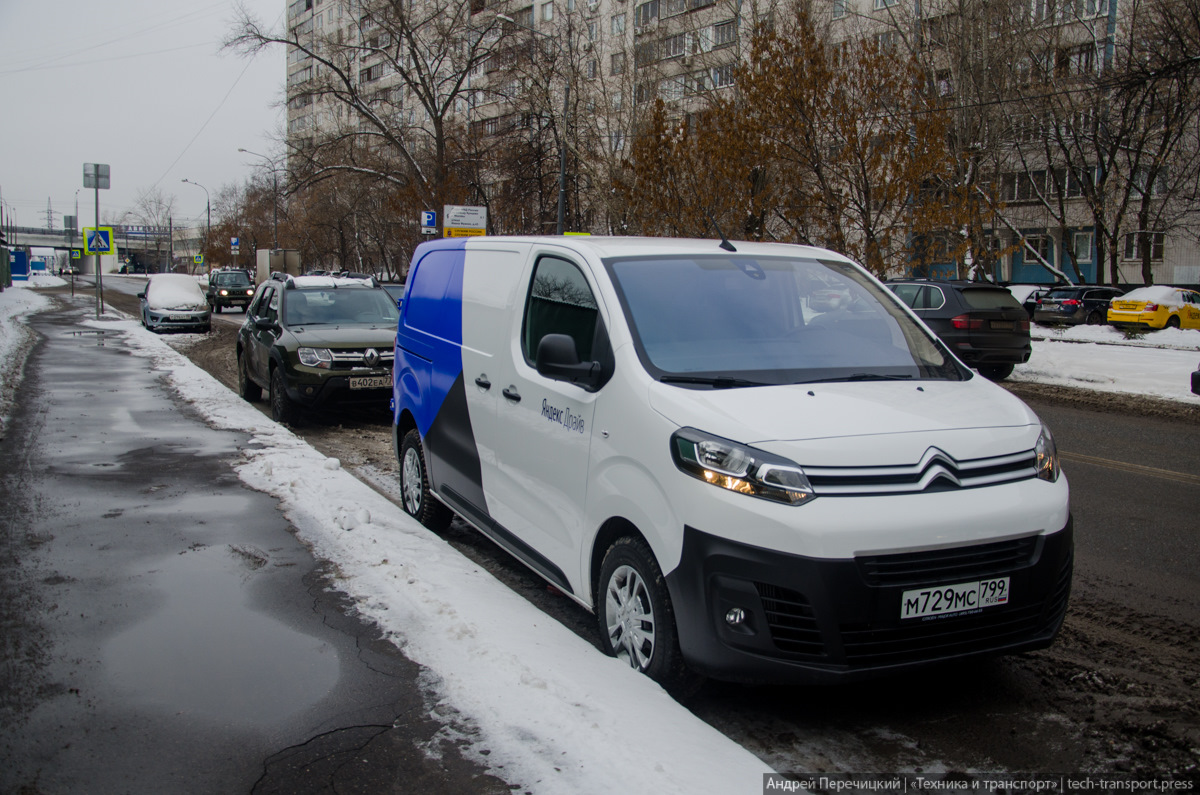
181,178,211,271
497,13,570,235
238,148,278,250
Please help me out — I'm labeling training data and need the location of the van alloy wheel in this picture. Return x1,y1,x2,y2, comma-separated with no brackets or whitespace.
604,564,656,670
398,429,452,531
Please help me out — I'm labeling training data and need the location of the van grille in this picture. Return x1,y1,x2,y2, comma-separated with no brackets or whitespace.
856,536,1040,588
803,447,1037,496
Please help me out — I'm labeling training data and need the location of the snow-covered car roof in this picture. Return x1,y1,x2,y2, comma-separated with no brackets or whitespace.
146,274,208,311
1119,285,1193,306
286,275,377,289
1007,284,1050,303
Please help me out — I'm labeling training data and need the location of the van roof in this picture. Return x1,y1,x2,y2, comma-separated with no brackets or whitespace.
419,235,855,263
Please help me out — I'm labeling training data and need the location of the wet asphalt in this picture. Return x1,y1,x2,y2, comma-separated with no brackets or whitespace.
0,301,509,793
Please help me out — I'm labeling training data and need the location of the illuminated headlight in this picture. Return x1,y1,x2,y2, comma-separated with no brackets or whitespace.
1034,423,1060,482
245,289,254,296
671,428,815,505
219,289,229,296
298,347,333,369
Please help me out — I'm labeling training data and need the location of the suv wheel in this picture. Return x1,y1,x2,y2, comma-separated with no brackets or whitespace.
399,429,452,531
978,363,1015,381
238,350,262,403
597,536,696,693
269,367,301,425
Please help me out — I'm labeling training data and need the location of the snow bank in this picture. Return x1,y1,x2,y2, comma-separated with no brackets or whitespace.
1016,337,1200,403
0,283,53,435
86,316,775,794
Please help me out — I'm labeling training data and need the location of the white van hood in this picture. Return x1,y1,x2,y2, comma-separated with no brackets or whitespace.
647,377,1042,466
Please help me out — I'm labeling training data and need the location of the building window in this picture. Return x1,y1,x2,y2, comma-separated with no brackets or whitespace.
833,0,848,19
1073,232,1093,263
587,21,598,40
542,2,554,21
567,0,575,10
611,51,626,75
711,62,734,87
612,89,624,109
611,131,626,152
662,0,687,17
661,32,686,59
634,0,658,28
874,30,899,49
612,13,626,35
588,58,599,78
1025,235,1053,264
874,0,898,8
1123,232,1165,261
713,19,737,47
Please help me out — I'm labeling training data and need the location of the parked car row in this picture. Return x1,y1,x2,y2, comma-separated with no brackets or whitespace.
1007,282,1200,331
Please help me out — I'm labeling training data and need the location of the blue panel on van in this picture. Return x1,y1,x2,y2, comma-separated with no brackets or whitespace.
397,239,468,437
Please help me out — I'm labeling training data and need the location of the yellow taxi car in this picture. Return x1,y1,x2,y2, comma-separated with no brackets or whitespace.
1107,285,1200,330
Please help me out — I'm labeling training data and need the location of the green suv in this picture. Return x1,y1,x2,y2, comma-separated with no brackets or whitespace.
236,274,399,424
207,268,256,313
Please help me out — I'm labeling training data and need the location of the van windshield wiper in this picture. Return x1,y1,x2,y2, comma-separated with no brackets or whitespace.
659,375,770,388
799,373,913,384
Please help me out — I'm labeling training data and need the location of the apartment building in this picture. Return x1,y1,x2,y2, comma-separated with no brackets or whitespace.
282,0,1200,285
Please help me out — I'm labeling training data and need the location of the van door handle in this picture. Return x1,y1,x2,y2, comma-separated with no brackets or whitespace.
475,375,491,390
502,387,521,403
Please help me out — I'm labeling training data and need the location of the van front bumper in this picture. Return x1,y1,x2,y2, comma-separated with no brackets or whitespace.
665,519,1072,684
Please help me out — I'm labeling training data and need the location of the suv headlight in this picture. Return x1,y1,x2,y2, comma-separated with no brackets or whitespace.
298,347,333,369
671,428,815,505
1035,423,1060,482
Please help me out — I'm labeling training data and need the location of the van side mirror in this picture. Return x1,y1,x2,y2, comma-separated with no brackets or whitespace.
536,333,602,392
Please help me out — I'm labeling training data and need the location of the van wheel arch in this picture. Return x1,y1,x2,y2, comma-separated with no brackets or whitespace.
590,517,646,607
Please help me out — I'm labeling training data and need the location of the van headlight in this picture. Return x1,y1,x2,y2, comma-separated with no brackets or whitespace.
298,347,333,369
671,428,815,505
1035,423,1060,482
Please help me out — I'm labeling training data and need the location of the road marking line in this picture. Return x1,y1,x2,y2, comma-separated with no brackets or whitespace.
1061,451,1200,486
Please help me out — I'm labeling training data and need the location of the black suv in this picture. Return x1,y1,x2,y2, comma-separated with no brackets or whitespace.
236,274,399,424
886,280,1031,380
1032,285,1125,326
207,268,256,313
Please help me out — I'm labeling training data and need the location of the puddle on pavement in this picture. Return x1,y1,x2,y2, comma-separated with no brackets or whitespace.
104,545,340,727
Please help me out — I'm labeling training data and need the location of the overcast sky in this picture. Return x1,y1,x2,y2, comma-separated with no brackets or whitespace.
0,0,285,232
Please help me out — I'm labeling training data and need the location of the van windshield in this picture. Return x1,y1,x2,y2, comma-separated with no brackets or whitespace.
605,254,963,385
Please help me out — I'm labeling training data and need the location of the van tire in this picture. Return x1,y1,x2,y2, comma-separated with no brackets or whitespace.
399,429,452,531
597,536,695,693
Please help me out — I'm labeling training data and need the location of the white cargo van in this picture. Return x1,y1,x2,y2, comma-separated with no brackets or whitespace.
392,236,1072,687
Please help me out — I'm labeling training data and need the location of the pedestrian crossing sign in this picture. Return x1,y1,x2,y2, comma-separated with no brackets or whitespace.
83,227,115,255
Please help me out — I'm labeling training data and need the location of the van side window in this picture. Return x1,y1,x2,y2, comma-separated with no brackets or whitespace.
523,256,599,362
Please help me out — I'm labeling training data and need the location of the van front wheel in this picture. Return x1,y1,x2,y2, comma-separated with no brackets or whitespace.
399,429,452,531
598,536,693,692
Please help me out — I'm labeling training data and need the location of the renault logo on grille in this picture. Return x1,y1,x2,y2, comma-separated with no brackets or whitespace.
363,348,380,367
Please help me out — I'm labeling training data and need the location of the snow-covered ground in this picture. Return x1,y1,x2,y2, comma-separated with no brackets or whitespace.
1,278,1198,792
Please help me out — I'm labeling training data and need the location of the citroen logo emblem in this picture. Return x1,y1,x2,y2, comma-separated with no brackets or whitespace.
364,348,380,367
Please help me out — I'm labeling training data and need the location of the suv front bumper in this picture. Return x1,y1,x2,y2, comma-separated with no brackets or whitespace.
665,519,1072,684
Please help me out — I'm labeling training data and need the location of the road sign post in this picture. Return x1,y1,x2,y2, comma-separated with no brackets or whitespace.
84,164,111,318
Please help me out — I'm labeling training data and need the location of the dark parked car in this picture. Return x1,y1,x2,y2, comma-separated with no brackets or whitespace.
887,280,1031,380
1192,361,1200,395
1033,285,1125,326
206,268,256,313
236,273,399,424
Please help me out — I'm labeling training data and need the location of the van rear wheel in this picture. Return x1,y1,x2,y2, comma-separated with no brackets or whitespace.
597,536,694,693
399,429,452,531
